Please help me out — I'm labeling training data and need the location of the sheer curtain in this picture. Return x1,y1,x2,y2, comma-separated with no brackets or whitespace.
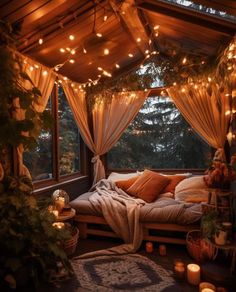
62,80,149,184
167,83,231,157
15,55,56,176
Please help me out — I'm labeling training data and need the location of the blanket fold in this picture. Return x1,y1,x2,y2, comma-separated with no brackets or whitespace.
78,179,145,258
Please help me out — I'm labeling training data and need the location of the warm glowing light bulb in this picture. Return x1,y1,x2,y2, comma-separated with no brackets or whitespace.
104,48,109,55
83,47,87,54
115,63,120,68
128,53,133,57
181,88,186,92
137,37,141,43
104,15,108,21
29,66,34,71
98,67,103,71
69,59,75,64
96,32,103,38
145,50,149,54
155,32,159,37
182,57,187,64
43,70,48,76
63,76,68,80
208,76,212,82
173,82,177,86
60,48,65,53
71,49,76,55
66,47,71,51
69,35,75,40
140,64,144,68
154,25,160,30
34,64,39,69
39,38,43,45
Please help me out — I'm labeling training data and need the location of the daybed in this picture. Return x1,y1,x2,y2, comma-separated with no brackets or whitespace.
70,171,208,245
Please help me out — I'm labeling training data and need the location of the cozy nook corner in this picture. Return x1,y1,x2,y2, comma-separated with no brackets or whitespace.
0,1,236,291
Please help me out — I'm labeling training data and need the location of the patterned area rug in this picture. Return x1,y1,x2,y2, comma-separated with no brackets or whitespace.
72,254,181,291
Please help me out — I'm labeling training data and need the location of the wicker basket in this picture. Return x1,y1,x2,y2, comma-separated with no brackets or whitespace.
63,226,79,256
186,230,216,263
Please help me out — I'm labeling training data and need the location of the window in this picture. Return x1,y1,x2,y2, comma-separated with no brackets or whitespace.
58,87,80,175
108,96,211,169
24,85,82,182
24,97,53,181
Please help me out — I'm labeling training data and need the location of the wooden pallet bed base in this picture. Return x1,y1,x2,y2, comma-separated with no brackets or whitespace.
74,214,199,245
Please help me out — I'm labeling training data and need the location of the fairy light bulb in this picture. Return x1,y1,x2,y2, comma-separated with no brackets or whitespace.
145,50,149,54
60,48,65,53
182,57,187,64
38,38,43,45
83,47,87,54
103,15,108,22
69,35,75,40
154,25,160,30
98,67,103,71
69,59,75,64
104,48,109,55
30,66,34,71
43,70,48,76
115,63,120,68
71,49,76,55
128,53,133,58
96,32,103,38
137,37,141,43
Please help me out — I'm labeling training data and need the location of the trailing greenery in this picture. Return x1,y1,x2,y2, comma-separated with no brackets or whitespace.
0,21,72,290
0,175,72,290
0,20,52,154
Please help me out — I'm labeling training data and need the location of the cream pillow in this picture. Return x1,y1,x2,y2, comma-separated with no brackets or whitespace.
175,175,208,202
107,172,140,182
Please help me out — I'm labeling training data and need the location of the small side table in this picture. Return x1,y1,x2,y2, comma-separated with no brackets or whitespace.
57,208,76,222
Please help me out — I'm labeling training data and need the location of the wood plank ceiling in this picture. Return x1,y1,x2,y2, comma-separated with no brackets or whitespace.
0,0,235,84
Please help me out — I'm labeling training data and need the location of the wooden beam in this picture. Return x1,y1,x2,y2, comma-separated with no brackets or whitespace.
137,0,236,36
109,0,150,55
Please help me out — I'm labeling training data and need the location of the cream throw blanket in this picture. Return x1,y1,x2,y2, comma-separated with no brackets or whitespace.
78,179,145,258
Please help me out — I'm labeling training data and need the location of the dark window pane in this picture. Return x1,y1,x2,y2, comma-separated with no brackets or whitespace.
24,98,53,181
58,86,80,175
108,96,211,169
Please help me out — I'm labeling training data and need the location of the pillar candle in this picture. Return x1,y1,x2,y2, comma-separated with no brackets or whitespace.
199,282,216,292
146,242,153,253
187,264,201,285
159,244,166,256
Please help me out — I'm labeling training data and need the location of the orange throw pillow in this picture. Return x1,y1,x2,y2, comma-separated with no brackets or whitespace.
116,176,139,192
126,170,170,203
163,175,187,194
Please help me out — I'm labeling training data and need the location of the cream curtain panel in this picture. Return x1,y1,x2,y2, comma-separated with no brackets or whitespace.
62,80,149,184
167,84,231,155
16,55,56,176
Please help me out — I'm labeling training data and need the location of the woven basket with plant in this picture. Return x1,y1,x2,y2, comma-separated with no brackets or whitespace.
186,230,217,263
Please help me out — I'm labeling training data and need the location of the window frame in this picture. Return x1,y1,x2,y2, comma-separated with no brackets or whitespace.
26,84,88,189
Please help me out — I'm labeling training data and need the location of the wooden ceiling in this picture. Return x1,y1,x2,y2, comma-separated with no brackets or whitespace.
0,0,235,84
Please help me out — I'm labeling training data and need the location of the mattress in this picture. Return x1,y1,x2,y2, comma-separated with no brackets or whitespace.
70,192,202,225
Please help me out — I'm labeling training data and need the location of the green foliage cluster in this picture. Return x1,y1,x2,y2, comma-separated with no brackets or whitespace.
0,21,72,290
0,20,52,152
0,175,72,290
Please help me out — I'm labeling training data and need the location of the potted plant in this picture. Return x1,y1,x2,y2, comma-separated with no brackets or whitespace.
0,21,73,290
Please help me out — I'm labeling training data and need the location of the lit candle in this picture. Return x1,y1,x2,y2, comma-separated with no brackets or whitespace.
55,197,65,212
159,244,166,256
52,222,65,229
146,242,153,253
174,263,185,280
51,210,59,218
199,282,216,292
187,264,201,285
